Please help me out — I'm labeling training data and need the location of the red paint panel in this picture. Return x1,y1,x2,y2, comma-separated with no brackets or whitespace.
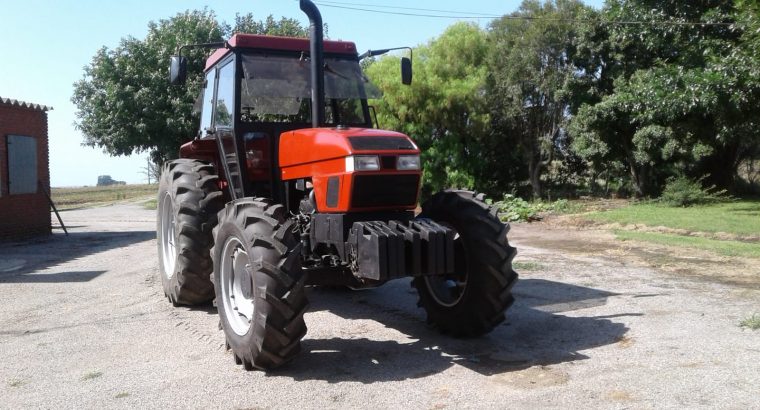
229,34,356,54
205,48,231,71
279,127,415,168
205,34,357,71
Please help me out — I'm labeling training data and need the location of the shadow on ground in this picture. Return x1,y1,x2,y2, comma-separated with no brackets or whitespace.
0,231,155,282
274,278,631,383
0,270,108,284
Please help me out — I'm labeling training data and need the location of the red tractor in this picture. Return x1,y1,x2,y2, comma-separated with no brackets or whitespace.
157,0,517,370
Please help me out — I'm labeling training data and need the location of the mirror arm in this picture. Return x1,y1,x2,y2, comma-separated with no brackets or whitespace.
177,41,230,59
359,46,413,63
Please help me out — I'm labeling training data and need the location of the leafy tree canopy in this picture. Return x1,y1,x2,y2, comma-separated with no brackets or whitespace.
72,10,309,164
568,0,752,196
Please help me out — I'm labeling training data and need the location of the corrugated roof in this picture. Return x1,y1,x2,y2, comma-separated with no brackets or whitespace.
0,96,53,112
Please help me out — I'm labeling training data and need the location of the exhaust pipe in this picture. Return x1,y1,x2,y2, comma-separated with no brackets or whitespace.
300,0,325,128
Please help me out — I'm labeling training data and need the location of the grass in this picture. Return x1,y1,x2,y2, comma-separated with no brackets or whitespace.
142,198,158,210
115,392,130,399
52,184,157,210
513,261,546,271
589,200,760,237
615,230,760,258
81,371,103,381
740,314,760,330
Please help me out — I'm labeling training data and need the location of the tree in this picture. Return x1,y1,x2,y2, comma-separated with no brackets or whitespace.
365,23,490,197
141,157,161,184
487,0,592,198
229,13,316,37
72,11,309,166
568,1,751,196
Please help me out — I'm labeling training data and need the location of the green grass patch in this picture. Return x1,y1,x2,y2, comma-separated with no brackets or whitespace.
142,198,158,210
590,200,760,237
81,371,103,381
740,314,760,330
52,184,157,210
615,230,760,258
513,261,545,271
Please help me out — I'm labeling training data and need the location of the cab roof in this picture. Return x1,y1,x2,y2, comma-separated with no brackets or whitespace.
205,33,358,71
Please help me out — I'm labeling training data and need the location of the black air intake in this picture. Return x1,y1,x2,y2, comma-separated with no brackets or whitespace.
300,0,325,128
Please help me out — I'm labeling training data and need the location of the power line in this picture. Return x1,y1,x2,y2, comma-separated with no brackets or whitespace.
314,3,500,19
314,0,500,17
309,0,734,27
498,16,734,27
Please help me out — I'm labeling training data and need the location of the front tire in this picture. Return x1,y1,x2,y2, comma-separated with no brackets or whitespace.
212,198,308,370
157,159,223,305
412,190,518,337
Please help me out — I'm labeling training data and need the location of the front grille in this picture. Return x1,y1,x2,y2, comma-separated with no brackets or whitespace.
380,156,396,169
351,174,420,208
348,136,416,151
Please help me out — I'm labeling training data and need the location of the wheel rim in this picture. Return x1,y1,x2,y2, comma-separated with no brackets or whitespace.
424,232,468,307
220,237,255,336
160,193,177,278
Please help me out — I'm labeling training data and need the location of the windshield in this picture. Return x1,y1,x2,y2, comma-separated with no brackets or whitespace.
240,54,381,124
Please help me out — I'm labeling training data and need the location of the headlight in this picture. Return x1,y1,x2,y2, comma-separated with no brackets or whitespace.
397,155,421,170
346,155,380,172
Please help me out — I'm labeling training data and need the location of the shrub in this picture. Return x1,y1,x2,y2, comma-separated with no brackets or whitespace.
740,313,760,330
497,195,543,222
494,195,576,222
658,176,728,207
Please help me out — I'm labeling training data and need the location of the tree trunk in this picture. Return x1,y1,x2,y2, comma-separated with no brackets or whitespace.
626,154,645,198
700,142,740,193
529,158,542,199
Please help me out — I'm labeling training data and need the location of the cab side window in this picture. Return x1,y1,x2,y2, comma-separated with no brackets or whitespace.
199,69,217,138
215,61,235,129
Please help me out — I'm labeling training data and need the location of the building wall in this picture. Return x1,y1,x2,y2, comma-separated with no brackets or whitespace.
0,104,50,239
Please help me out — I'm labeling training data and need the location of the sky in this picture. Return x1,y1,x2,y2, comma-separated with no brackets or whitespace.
0,0,604,187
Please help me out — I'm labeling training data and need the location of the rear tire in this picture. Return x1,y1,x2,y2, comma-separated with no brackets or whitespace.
157,159,223,305
412,190,518,337
212,198,308,370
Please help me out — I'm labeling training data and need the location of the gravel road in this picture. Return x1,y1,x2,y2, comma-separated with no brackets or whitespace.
1,203,758,409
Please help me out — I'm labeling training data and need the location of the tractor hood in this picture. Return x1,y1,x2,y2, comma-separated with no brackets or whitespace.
279,127,419,170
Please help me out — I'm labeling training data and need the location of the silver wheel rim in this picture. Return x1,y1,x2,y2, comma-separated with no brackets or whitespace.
160,193,177,278
220,237,254,336
424,232,467,307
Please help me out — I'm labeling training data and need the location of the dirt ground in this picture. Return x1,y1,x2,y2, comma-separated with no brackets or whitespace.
1,203,758,409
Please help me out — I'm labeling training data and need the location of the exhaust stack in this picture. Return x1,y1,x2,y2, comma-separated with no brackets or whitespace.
300,0,325,128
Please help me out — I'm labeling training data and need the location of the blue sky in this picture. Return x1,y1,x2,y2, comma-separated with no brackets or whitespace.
0,0,603,187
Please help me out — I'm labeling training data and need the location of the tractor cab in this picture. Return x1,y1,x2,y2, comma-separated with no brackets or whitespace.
174,33,420,215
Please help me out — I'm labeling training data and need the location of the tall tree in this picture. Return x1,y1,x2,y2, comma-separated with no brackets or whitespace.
487,0,592,198
72,11,308,165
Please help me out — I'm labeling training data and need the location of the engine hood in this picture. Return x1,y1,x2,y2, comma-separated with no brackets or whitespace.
279,127,419,168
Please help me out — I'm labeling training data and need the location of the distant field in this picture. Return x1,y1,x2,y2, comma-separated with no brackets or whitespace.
52,184,157,210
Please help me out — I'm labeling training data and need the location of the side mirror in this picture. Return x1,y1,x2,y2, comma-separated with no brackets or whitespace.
401,57,412,85
170,56,187,86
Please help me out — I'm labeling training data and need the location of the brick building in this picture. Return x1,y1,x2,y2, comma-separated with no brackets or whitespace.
0,97,52,239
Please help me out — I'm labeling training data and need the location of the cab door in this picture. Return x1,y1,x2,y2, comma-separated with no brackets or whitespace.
213,58,245,199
